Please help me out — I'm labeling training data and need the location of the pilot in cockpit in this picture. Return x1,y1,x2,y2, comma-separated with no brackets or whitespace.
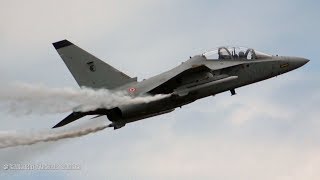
239,51,246,58
207,47,272,60
232,48,239,59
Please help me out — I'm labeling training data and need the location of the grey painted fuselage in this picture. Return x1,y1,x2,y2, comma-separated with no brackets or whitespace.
51,41,309,129
111,55,308,128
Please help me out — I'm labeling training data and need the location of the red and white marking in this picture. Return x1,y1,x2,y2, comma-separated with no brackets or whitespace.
128,87,136,92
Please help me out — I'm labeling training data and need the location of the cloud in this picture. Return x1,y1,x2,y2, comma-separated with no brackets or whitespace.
1,73,317,180
62,121,320,180
0,0,151,44
0,0,320,180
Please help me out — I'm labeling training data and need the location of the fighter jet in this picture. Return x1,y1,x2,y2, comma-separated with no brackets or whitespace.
52,40,309,129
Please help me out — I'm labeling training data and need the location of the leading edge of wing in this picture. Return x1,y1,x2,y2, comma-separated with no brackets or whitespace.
147,64,212,94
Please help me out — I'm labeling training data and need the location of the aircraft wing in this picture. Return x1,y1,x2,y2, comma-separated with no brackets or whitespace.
136,55,247,95
173,75,238,96
146,64,212,94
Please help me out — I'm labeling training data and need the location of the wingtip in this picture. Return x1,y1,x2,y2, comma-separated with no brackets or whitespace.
52,39,73,49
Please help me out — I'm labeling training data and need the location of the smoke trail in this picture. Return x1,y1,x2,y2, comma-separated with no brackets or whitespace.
0,83,170,148
0,83,169,115
0,122,109,149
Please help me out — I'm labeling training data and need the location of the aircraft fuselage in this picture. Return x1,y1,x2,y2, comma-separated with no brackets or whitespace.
108,55,309,129
51,42,309,129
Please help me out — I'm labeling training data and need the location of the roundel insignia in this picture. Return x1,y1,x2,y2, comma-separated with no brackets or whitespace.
128,87,136,92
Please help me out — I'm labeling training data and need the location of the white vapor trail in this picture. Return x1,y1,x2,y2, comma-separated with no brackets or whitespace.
0,83,169,115
0,122,109,149
0,83,169,148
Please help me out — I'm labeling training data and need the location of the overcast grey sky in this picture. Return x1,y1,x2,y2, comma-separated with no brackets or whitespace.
0,0,319,179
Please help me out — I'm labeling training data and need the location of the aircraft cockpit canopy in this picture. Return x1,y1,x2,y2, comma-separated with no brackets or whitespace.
203,47,272,60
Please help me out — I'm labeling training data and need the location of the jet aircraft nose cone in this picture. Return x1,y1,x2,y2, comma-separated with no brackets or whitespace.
298,58,310,66
290,57,310,69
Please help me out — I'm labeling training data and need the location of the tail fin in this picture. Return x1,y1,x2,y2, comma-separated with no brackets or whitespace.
53,40,137,89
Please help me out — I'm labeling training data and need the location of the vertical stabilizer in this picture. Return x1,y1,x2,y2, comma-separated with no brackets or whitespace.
53,40,136,89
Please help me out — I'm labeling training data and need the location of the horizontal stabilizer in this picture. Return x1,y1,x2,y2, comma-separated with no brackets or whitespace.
52,108,111,128
52,112,86,128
